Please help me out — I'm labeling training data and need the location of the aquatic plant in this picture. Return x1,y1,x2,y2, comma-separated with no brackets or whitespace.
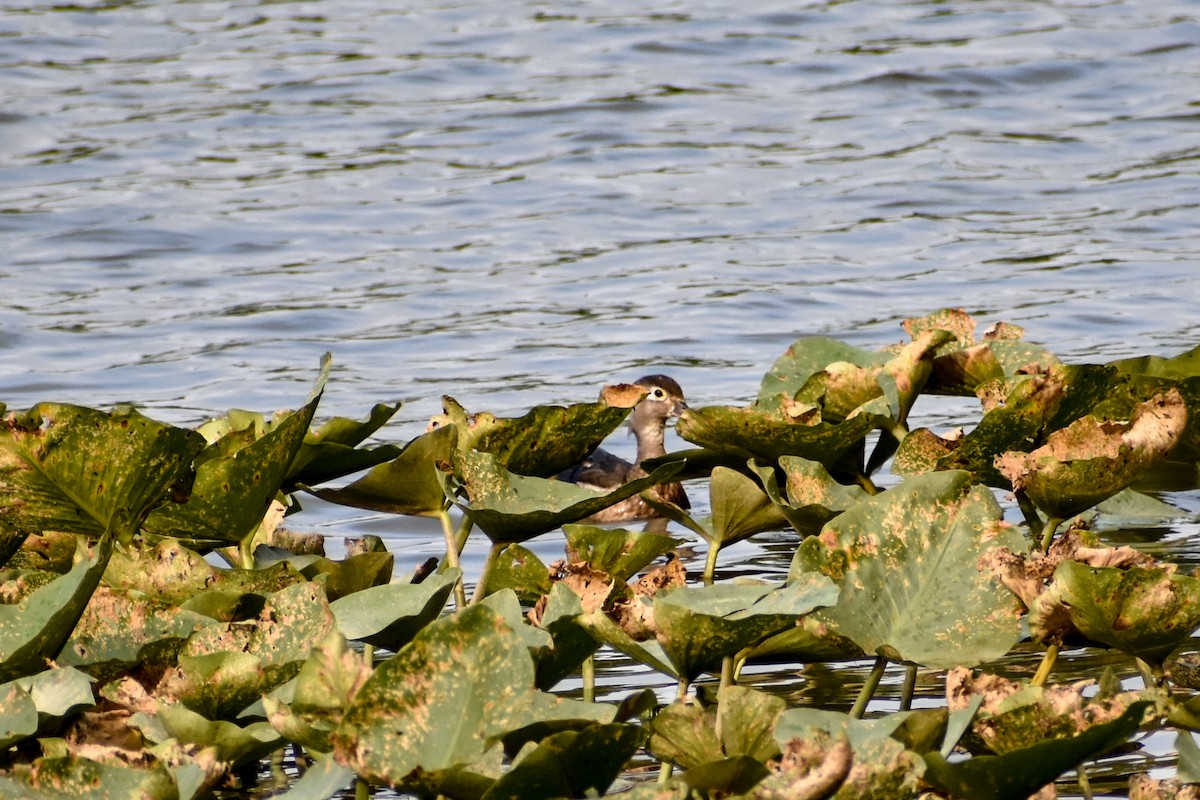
0,310,1198,799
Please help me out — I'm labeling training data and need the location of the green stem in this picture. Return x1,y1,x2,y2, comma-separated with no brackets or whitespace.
437,508,468,609
899,664,918,712
1039,516,1064,554
355,777,370,800
720,656,735,692
582,656,595,704
854,473,879,496
850,656,887,719
703,541,721,586
238,536,255,570
1016,491,1044,539
1032,644,1060,687
1077,763,1093,800
469,541,504,606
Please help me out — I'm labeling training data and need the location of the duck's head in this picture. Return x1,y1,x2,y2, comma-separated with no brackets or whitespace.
630,374,687,424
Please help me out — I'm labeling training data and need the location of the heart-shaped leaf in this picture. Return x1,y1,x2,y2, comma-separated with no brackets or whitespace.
0,403,204,562
332,604,536,786
791,470,1026,669
448,450,686,544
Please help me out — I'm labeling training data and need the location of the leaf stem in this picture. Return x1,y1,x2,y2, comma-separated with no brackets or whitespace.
703,541,721,586
582,655,595,704
1039,516,1064,553
850,656,887,719
469,541,505,606
1016,491,1044,538
899,663,918,712
437,507,467,608
720,656,735,692
1032,644,1060,687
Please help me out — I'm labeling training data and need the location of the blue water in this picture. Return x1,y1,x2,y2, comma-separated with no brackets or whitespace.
2,1,1199,794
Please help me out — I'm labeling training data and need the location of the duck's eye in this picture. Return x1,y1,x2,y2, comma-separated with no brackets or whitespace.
652,388,665,398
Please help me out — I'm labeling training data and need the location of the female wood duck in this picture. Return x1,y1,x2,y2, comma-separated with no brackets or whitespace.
561,374,690,523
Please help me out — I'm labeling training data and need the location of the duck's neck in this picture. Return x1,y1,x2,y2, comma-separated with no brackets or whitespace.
633,418,668,465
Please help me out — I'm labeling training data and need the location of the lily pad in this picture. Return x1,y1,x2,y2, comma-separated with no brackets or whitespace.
287,402,404,488
153,703,284,768
448,449,686,544
306,423,457,517
676,403,876,469
648,685,786,770
562,524,682,583
922,701,1149,800
332,603,537,787
790,470,1026,669
755,336,889,414
996,389,1187,519
772,708,925,800
264,631,371,755
58,585,212,677
0,755,179,800
441,395,635,478
0,531,116,683
751,456,868,533
143,356,330,548
1028,559,1200,664
329,568,460,652
103,538,304,607
653,578,837,681
482,723,643,800
0,666,95,749
164,581,336,719
0,403,204,562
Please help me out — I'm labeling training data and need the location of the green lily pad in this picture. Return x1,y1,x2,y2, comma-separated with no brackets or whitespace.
562,524,682,583
676,403,876,469
484,544,552,600
103,538,304,607
1111,342,1200,381
264,631,371,755
1029,559,1200,664
272,550,395,601
0,666,95,749
153,703,284,768
530,583,601,691
329,568,459,651
332,603,537,786
143,356,330,548
58,586,212,677
751,456,868,533
165,581,336,719
269,753,355,800
0,531,116,683
440,394,634,478
0,403,204,563
287,402,404,488
306,423,457,517
996,389,1187,519
653,578,839,681
0,755,178,800
648,685,786,770
448,449,686,544
791,470,1026,669
756,336,889,414
482,723,643,800
922,701,1149,800
772,708,925,799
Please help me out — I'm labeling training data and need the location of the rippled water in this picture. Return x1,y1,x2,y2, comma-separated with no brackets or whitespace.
2,0,1199,796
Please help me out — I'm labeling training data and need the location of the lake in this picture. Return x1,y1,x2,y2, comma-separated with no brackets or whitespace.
2,0,1198,796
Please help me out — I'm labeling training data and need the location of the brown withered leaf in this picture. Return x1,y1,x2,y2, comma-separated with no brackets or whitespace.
600,383,650,408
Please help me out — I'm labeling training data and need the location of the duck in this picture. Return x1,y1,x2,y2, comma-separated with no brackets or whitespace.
560,374,690,523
